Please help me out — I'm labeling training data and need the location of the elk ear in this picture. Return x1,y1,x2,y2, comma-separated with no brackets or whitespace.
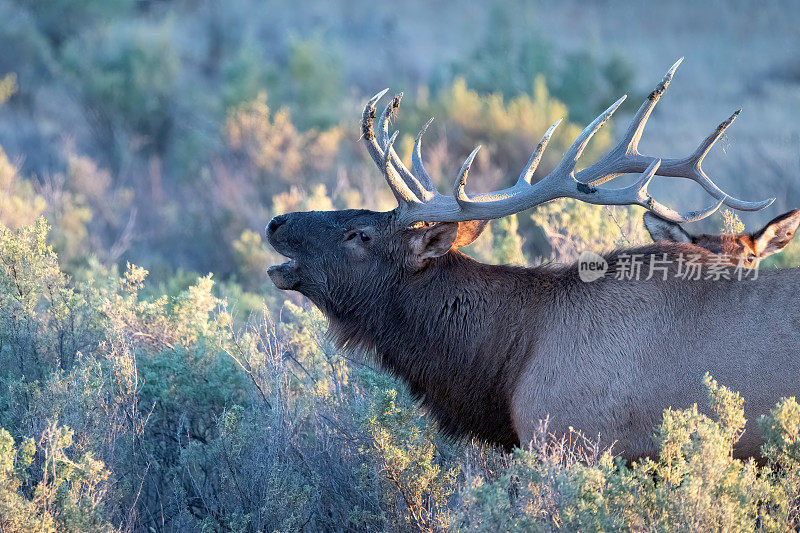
752,209,800,257
409,222,460,260
643,212,692,243
453,220,490,248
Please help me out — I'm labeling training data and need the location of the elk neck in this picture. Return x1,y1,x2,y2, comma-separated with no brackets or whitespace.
326,249,558,449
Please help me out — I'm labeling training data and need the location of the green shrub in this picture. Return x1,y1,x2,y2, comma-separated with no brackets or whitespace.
438,4,634,124
0,148,46,229
0,424,112,532
358,367,458,531
457,375,799,531
3,220,800,531
221,44,271,111
0,219,100,384
530,199,648,262
0,72,16,104
225,94,342,185
62,22,180,156
270,35,346,130
26,0,133,49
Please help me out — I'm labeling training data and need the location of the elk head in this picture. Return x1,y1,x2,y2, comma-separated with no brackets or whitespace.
266,208,487,310
267,58,774,311
643,209,800,268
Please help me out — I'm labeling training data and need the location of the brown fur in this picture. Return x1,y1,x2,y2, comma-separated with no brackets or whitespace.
644,209,800,268
267,209,800,459
327,250,548,448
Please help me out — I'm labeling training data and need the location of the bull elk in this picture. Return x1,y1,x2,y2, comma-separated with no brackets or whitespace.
266,59,799,460
643,209,800,268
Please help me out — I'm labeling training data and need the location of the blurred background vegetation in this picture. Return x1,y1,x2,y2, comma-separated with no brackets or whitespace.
2,0,800,530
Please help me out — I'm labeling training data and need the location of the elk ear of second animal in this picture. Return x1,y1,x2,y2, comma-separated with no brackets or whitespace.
452,220,490,248
411,222,461,260
752,209,800,257
643,212,692,244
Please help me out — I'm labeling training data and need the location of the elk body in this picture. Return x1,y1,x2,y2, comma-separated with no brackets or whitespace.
267,60,799,460
643,209,800,268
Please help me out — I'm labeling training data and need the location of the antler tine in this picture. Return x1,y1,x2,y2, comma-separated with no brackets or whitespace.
412,117,437,190
579,58,681,188
518,119,562,186
651,196,725,223
362,89,432,202
620,57,683,160
627,159,724,223
550,95,627,179
454,146,482,206
383,131,421,205
377,93,434,201
600,159,722,223
376,92,402,147
665,109,776,211
361,88,390,169
688,109,740,167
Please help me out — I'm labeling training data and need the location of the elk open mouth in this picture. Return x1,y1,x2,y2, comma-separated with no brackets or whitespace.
267,257,300,290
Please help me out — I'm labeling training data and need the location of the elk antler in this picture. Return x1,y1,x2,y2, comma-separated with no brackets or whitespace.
361,58,775,225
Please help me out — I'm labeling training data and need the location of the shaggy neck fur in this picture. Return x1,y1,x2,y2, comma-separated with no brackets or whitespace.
325,250,557,449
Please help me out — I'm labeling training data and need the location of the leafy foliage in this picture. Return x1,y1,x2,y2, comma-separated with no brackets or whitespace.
1,222,800,531
0,424,112,532
358,367,458,531
0,148,46,229
438,4,635,124
62,22,181,157
530,199,648,262
457,376,797,532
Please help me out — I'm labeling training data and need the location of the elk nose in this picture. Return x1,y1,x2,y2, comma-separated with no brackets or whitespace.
267,214,288,235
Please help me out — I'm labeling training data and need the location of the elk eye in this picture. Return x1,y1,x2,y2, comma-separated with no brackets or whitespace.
345,231,371,242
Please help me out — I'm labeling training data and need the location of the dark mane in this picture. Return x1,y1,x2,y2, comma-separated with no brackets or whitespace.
325,250,552,449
